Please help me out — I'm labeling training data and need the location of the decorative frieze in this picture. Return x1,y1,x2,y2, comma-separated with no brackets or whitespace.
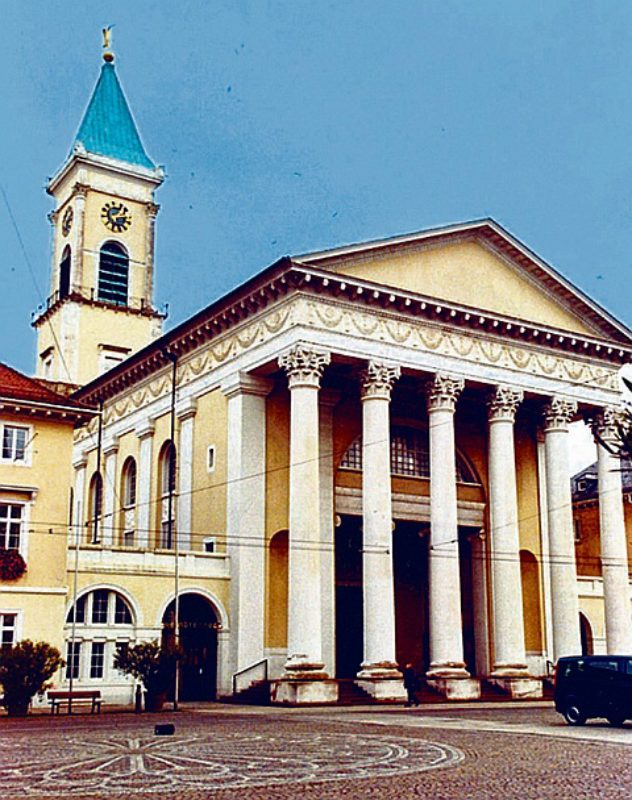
425,373,465,413
360,361,401,400
278,344,331,389
542,397,578,432
487,386,524,423
75,294,622,434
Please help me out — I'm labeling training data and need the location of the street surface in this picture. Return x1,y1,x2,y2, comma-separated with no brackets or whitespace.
0,702,630,799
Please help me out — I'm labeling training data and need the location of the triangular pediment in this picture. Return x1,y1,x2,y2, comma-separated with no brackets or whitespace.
295,220,632,343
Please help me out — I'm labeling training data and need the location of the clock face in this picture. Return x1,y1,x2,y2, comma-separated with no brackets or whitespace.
101,201,132,233
62,206,73,237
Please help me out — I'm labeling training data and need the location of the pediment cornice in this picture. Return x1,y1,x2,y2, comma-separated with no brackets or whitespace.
73,252,632,407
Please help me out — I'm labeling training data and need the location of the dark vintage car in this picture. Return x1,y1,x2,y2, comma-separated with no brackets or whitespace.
555,655,632,726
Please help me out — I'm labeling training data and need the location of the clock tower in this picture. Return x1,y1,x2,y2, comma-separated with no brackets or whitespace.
33,44,165,386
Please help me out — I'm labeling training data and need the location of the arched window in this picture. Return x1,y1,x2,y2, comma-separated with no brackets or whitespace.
339,426,480,484
159,442,177,549
121,457,137,547
98,241,129,305
64,589,135,683
59,245,71,299
87,472,103,544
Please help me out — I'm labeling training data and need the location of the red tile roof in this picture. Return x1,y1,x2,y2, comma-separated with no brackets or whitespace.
0,362,86,409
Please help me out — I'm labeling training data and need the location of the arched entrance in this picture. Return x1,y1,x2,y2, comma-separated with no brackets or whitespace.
162,593,219,701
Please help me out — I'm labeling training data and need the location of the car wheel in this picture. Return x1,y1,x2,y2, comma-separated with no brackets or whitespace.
563,700,586,726
606,714,625,727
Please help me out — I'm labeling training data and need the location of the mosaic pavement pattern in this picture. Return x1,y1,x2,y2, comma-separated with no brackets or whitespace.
0,730,463,795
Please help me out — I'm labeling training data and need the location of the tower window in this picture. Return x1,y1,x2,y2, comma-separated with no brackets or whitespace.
59,245,71,300
98,241,129,306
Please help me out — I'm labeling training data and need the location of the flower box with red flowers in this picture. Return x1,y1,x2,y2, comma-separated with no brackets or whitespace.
0,550,27,581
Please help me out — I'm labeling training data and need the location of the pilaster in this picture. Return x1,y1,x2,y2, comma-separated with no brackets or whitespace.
175,398,197,552
221,372,272,679
135,418,155,550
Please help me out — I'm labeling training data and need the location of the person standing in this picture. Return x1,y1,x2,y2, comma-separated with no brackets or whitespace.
403,662,420,707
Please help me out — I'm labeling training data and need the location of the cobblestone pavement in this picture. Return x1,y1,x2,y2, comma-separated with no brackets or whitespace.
0,704,630,799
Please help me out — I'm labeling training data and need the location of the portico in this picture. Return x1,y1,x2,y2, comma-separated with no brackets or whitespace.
70,220,632,707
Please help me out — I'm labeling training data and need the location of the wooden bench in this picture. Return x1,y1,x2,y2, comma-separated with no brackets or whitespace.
48,690,102,715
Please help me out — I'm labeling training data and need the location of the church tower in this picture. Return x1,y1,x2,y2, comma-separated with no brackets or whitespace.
33,41,164,386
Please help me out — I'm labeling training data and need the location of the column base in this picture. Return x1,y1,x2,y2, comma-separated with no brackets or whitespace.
356,678,407,701
426,661,471,680
270,679,338,705
426,669,481,700
356,661,402,680
283,655,328,681
489,676,543,699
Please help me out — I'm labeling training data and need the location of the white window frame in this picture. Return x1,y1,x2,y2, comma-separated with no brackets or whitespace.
0,610,21,650
1,422,33,467
0,499,29,559
203,536,216,554
207,445,216,473
98,344,131,376
89,640,106,680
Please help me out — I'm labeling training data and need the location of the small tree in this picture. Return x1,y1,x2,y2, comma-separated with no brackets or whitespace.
114,639,178,710
0,640,63,717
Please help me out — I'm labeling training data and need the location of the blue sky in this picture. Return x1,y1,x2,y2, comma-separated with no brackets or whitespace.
2,1,632,377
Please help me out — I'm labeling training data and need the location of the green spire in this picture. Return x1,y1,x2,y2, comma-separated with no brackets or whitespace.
74,60,155,170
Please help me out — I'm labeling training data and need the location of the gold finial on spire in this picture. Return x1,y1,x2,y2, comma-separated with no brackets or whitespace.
102,26,114,62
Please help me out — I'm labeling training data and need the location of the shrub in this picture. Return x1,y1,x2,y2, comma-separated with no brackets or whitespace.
114,639,178,697
0,640,63,716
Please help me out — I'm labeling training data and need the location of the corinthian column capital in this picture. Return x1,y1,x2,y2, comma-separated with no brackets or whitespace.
542,397,577,432
590,406,626,445
487,385,524,423
360,361,401,401
425,373,464,413
279,344,331,389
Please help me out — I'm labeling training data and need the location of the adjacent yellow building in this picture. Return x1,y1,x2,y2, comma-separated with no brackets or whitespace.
0,363,91,664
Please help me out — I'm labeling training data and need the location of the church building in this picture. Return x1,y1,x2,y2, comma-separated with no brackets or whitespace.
5,44,632,706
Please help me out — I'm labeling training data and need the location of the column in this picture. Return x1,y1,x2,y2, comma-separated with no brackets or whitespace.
591,408,632,653
319,390,339,678
542,397,581,660
102,438,119,546
426,373,479,698
357,361,402,686
222,373,271,677
135,418,155,550
278,344,331,680
176,397,197,552
487,386,528,676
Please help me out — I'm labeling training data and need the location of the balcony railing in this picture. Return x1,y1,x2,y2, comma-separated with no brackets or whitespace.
32,287,168,319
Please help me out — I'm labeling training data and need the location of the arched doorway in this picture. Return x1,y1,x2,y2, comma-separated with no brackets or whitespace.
162,593,219,701
579,612,594,656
